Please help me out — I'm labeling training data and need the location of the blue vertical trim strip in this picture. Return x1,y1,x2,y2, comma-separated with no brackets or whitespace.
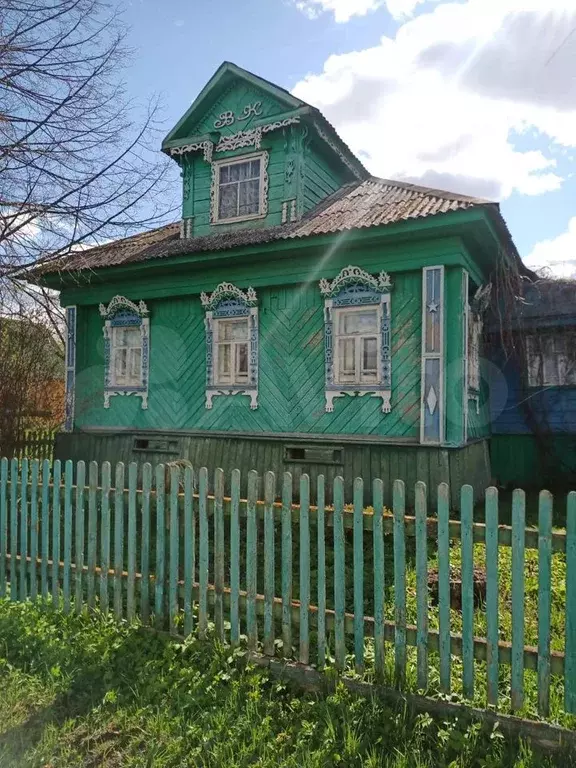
64,306,76,432
421,266,444,444
381,298,391,389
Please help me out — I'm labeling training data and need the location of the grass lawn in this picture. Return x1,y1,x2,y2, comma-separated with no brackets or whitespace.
0,601,573,767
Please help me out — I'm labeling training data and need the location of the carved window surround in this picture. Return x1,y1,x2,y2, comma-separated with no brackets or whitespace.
320,265,393,414
99,296,150,410
201,282,259,410
420,266,444,444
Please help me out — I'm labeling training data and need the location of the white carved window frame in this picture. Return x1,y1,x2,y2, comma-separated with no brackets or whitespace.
210,150,269,225
320,265,393,414
99,295,150,410
201,282,259,410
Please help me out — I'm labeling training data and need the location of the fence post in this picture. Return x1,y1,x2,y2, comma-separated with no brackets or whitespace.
127,462,138,623
155,464,166,628
10,458,19,601
51,459,61,607
40,459,50,600
87,462,98,610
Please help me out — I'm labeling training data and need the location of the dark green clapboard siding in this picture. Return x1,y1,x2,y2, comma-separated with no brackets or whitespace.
54,431,491,507
74,272,422,439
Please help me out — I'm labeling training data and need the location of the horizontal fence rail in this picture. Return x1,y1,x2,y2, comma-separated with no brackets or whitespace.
0,457,575,722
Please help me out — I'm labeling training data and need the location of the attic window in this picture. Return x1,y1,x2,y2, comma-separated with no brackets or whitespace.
211,151,268,224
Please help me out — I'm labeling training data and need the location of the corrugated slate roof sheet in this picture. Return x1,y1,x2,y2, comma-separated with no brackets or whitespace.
37,177,494,275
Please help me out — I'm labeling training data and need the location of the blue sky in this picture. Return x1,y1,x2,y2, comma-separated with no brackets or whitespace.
123,0,576,277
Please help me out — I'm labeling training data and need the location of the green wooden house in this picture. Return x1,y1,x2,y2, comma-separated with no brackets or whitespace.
37,62,523,505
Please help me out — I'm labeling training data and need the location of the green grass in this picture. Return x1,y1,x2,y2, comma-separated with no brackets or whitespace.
0,600,572,767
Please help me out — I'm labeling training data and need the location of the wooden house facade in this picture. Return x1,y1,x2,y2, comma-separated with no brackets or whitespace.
36,62,526,505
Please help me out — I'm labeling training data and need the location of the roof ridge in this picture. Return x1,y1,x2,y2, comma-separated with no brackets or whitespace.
368,175,495,205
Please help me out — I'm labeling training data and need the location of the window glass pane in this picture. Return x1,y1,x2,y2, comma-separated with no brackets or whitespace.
338,338,356,377
228,163,242,182
219,166,230,184
238,179,260,215
219,320,248,341
237,343,248,375
114,349,127,379
250,159,260,177
218,344,231,377
340,310,378,335
129,348,141,379
218,184,238,219
362,337,377,372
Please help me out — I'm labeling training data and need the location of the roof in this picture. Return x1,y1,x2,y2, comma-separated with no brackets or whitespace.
36,177,497,276
161,61,369,181
520,279,576,322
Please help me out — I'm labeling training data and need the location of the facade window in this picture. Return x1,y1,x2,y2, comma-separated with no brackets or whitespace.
99,295,150,409
334,307,379,385
213,318,250,385
320,265,393,414
111,326,143,387
201,282,259,409
211,152,268,224
527,333,576,387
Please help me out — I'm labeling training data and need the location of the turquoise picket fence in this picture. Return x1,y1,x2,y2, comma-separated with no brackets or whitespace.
1,457,575,722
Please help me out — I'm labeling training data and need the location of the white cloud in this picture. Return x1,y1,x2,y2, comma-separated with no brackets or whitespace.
292,0,576,200
293,0,385,23
525,218,576,279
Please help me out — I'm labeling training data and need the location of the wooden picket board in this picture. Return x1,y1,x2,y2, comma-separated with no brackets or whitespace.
19,458,28,601
511,489,526,711
538,490,553,717
246,470,258,650
74,461,85,614
281,472,293,658
393,479,406,685
183,465,195,637
169,464,180,635
229,469,240,645
41,459,50,600
372,478,385,683
333,475,346,672
437,482,451,693
87,462,98,610
263,471,275,656
299,475,310,666
99,462,111,615
353,477,364,675
30,460,39,601
460,484,474,699
565,491,576,714
0,458,7,598
316,475,327,670
141,463,152,625
2,457,576,723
